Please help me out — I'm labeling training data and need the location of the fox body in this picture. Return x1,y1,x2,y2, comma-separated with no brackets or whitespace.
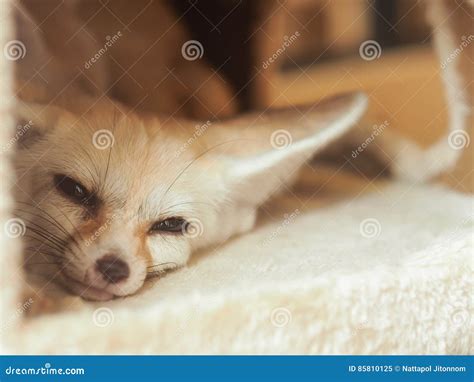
13,93,368,301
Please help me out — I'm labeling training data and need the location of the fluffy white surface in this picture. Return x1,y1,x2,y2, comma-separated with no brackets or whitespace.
9,172,473,354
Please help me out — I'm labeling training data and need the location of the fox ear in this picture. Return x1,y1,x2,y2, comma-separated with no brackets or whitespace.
207,92,368,205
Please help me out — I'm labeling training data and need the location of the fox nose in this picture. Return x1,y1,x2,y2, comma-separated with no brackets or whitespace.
96,255,130,284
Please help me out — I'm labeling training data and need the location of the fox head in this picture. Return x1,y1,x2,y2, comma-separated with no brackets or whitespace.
13,92,367,301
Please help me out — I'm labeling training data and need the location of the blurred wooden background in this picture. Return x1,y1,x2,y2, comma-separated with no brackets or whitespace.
280,0,430,66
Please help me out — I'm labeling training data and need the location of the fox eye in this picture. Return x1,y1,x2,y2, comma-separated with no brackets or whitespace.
53,174,95,206
149,217,188,234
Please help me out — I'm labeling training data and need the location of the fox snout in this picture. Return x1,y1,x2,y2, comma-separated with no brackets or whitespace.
95,254,130,284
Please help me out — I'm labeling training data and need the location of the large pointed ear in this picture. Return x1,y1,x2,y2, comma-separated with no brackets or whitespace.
208,92,368,205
